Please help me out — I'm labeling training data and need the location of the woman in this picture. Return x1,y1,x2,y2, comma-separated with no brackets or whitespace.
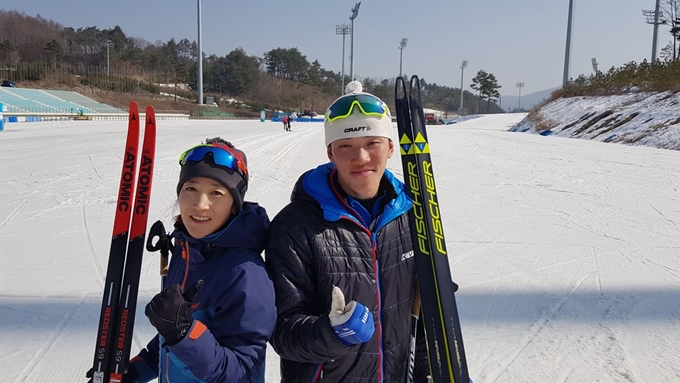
127,137,275,383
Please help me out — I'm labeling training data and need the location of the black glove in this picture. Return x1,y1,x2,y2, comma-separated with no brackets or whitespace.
85,365,140,383
145,280,204,346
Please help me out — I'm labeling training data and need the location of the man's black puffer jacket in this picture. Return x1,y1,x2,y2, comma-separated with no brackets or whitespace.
265,163,429,383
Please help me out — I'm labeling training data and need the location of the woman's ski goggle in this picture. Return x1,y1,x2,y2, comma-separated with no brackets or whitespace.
179,144,248,176
325,94,389,122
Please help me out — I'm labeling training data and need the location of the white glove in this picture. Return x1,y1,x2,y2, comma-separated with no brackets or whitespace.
328,286,374,345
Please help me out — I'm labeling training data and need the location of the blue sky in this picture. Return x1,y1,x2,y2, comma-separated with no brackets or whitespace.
1,0,671,96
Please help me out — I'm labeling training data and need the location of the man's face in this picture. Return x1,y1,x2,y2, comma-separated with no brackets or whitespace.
327,136,394,200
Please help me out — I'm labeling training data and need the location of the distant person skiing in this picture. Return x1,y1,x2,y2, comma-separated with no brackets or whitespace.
265,81,432,383
282,115,289,131
286,114,293,131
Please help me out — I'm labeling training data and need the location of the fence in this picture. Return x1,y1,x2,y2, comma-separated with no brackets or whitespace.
2,111,190,123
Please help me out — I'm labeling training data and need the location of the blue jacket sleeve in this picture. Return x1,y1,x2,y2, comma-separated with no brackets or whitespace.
169,261,276,383
130,335,160,382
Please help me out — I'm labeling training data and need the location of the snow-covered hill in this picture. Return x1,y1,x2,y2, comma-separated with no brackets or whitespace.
510,91,680,150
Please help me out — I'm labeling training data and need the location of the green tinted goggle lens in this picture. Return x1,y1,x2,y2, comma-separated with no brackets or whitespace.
325,95,388,122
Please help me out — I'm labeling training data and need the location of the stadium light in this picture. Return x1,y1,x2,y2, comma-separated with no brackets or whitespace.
516,82,525,110
459,60,468,114
336,24,351,95
399,38,408,77
349,2,361,80
197,0,204,104
642,0,666,64
563,0,574,87
105,41,113,77
591,58,599,73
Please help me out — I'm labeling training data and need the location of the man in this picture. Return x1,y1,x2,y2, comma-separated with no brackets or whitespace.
266,81,429,383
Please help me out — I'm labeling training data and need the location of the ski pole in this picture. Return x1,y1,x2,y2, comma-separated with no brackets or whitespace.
406,283,422,383
145,219,171,382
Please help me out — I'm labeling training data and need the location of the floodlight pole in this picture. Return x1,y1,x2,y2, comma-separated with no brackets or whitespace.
642,0,665,64
399,38,408,77
516,82,525,110
563,0,574,87
106,41,111,77
459,60,468,114
349,2,361,81
336,24,351,95
652,0,662,63
197,0,204,104
675,17,680,60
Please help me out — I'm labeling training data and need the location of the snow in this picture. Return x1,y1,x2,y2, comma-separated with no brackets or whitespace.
1,114,679,382
511,91,680,150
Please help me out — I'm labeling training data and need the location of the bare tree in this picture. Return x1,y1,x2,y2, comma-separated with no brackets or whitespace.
660,0,680,60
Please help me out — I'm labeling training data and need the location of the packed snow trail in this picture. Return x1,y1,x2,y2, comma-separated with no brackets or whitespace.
0,115,678,382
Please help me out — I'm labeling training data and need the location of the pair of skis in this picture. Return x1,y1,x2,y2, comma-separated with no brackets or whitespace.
91,102,156,383
396,76,470,383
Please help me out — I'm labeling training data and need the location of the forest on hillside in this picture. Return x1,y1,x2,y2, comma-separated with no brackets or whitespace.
6,8,678,116
0,10,504,115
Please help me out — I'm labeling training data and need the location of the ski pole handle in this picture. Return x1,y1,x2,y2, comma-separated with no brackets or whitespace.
406,284,421,383
146,220,171,287
146,220,173,257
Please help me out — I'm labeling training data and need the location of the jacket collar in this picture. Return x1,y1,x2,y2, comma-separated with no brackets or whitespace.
172,201,269,262
296,162,412,228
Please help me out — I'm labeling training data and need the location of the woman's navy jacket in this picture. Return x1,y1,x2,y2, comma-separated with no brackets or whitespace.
131,202,276,383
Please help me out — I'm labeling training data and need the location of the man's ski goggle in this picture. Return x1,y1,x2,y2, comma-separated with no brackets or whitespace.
179,144,248,176
325,94,389,122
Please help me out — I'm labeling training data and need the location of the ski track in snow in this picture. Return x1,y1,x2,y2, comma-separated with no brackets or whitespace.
7,202,108,382
427,116,679,382
489,272,590,382
88,155,103,180
82,203,105,286
268,134,311,167
11,298,82,383
1,116,679,382
0,198,27,231
27,162,38,180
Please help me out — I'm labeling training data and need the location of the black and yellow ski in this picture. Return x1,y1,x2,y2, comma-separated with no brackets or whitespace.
395,76,469,383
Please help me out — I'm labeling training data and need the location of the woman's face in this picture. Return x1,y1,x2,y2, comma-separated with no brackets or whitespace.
178,177,234,238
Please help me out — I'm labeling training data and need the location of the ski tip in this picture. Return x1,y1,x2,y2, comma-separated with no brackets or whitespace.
128,101,139,121
145,105,155,127
395,77,408,100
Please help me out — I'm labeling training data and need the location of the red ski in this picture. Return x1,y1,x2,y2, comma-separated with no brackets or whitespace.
90,103,157,383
